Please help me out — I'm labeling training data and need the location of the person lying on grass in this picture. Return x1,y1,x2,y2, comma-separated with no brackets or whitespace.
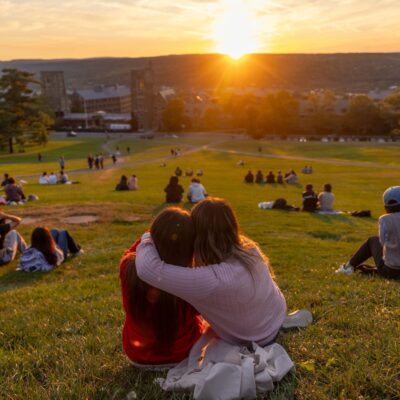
18,227,82,272
136,197,287,346
119,208,203,367
0,210,26,266
337,186,400,279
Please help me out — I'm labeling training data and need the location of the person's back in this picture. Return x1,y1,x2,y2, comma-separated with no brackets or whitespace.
255,171,264,184
120,209,203,365
318,191,335,211
128,176,138,191
244,171,254,183
302,185,318,212
48,173,57,185
39,174,49,185
380,212,400,268
266,172,275,184
5,180,25,202
187,181,207,203
116,176,129,191
277,172,284,184
165,177,184,203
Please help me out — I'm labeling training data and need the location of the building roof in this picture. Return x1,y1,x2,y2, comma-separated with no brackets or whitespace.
75,85,130,101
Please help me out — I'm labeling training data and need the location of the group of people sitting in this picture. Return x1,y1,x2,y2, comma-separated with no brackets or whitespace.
175,166,203,178
301,165,313,174
0,210,82,271
244,170,299,185
115,175,138,191
39,171,70,185
1,174,37,205
164,176,208,204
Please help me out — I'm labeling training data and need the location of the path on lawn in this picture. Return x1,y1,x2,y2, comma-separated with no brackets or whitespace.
14,138,224,180
207,146,400,170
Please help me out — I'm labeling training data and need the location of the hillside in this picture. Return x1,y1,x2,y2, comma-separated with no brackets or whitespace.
1,53,400,92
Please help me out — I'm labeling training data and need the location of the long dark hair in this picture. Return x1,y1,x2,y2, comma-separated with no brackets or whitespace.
123,207,195,352
31,227,58,266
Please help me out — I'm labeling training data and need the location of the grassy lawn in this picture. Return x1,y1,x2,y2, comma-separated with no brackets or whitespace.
0,135,399,399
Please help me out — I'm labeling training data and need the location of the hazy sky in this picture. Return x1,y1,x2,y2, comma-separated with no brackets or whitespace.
1,0,399,60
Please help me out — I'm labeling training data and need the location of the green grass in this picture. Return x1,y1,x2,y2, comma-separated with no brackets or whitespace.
1,135,400,399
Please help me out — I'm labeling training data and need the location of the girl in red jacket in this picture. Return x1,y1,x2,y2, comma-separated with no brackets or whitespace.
119,207,203,367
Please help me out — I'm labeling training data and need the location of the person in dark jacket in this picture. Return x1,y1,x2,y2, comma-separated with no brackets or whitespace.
244,171,254,184
116,175,129,191
5,178,26,203
302,184,318,212
266,171,276,184
164,176,184,203
255,171,264,184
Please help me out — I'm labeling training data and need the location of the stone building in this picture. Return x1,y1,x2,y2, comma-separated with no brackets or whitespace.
40,71,70,115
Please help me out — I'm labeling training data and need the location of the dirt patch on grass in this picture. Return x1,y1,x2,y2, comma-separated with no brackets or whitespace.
17,203,147,226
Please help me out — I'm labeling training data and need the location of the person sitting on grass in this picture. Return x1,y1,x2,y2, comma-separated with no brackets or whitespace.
164,176,184,203
0,211,26,266
128,175,138,191
19,227,82,272
185,169,193,177
116,175,129,191
284,170,299,184
255,170,264,184
266,171,276,184
318,184,335,212
1,173,10,187
244,170,254,183
302,184,318,212
175,167,182,177
39,172,49,185
187,178,207,204
58,170,69,184
119,208,203,367
48,172,57,185
5,178,26,203
135,198,289,347
277,171,284,184
336,186,400,279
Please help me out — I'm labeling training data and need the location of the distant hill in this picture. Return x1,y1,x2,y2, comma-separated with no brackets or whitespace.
1,53,400,93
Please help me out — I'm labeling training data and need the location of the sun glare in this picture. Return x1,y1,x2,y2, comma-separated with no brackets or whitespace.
213,0,259,59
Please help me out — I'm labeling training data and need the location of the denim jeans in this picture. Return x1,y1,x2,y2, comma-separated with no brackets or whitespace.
50,229,80,260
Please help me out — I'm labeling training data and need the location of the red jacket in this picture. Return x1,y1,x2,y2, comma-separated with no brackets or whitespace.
120,239,203,364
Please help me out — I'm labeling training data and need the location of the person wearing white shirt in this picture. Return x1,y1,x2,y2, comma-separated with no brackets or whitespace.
39,172,49,185
187,178,207,204
48,173,57,185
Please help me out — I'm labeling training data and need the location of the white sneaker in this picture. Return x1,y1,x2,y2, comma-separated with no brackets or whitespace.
335,263,354,275
282,309,313,329
74,249,84,256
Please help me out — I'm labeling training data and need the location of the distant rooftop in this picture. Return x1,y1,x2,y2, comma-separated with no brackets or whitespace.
75,85,130,100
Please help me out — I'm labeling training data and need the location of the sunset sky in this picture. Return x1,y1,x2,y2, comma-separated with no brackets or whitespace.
1,0,399,60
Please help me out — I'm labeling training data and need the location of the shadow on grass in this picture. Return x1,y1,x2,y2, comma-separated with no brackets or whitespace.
0,266,48,293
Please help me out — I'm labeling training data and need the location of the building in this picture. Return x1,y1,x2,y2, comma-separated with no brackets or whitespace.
40,71,70,115
70,85,131,114
130,62,158,131
61,111,131,131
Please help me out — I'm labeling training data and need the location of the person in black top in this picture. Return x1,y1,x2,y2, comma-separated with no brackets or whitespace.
244,171,254,183
1,174,10,187
0,210,26,266
266,171,276,184
115,175,129,191
164,176,184,203
277,171,284,184
302,184,318,212
255,170,264,184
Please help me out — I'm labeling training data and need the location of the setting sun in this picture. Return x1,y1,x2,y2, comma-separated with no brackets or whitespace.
213,0,260,59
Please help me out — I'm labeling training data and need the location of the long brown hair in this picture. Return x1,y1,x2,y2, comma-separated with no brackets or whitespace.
31,227,58,266
191,197,269,271
123,207,195,351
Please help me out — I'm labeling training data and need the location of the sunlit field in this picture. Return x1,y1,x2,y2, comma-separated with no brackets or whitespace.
1,133,399,400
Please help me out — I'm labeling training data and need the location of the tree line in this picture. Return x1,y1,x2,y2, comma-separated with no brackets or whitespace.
162,90,400,138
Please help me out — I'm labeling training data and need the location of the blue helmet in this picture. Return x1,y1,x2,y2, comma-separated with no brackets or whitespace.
383,186,400,208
